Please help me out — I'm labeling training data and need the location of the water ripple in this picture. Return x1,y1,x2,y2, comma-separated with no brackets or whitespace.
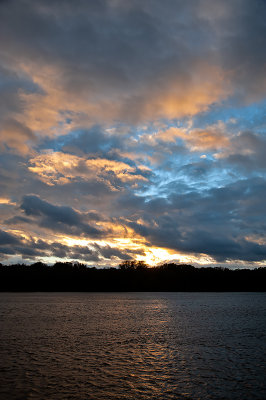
0,292,266,400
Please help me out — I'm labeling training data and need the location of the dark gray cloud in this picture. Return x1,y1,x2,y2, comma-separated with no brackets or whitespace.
0,229,20,246
0,229,21,258
218,0,266,102
92,242,145,260
4,216,33,225
119,177,266,262
61,126,124,156
222,131,266,171
20,195,103,237
0,65,40,117
0,233,144,263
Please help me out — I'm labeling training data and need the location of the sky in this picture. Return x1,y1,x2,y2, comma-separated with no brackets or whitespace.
0,0,266,267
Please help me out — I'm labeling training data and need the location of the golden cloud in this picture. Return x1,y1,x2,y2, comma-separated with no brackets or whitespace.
28,151,150,187
142,121,231,152
14,61,231,141
183,124,231,151
0,197,16,206
0,119,36,155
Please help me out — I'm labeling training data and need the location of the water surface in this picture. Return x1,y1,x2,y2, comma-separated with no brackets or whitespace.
0,292,265,399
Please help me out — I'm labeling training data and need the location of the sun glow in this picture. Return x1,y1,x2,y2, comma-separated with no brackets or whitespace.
55,235,214,267
141,247,196,265
62,237,91,247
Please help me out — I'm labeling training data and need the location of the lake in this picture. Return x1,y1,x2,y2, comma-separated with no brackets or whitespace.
0,292,265,399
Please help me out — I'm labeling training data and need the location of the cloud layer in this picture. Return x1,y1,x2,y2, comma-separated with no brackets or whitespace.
0,0,266,266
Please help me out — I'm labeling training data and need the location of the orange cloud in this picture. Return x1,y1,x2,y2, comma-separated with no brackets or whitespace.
0,197,16,206
143,64,230,120
28,151,150,187
0,119,36,154
142,121,231,152
183,124,231,151
14,61,230,141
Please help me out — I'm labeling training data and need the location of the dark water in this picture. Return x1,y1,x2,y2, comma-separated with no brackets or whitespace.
0,293,265,400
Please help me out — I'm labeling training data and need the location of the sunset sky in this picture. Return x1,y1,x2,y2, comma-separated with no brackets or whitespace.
1,0,266,267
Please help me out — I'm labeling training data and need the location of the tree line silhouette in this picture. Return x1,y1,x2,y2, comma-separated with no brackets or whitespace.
0,260,265,291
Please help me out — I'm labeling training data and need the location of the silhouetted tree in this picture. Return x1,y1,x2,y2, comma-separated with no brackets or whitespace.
0,261,265,291
135,260,148,270
119,260,148,270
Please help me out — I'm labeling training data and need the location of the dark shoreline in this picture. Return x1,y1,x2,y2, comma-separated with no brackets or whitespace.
1,262,265,292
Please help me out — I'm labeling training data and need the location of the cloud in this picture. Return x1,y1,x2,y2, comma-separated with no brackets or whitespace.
0,197,16,206
117,177,266,262
0,119,36,154
0,232,145,263
20,195,103,237
0,0,248,142
183,125,230,152
61,126,124,156
218,131,266,171
0,0,266,266
92,242,144,260
0,229,20,246
141,122,230,152
28,151,150,188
